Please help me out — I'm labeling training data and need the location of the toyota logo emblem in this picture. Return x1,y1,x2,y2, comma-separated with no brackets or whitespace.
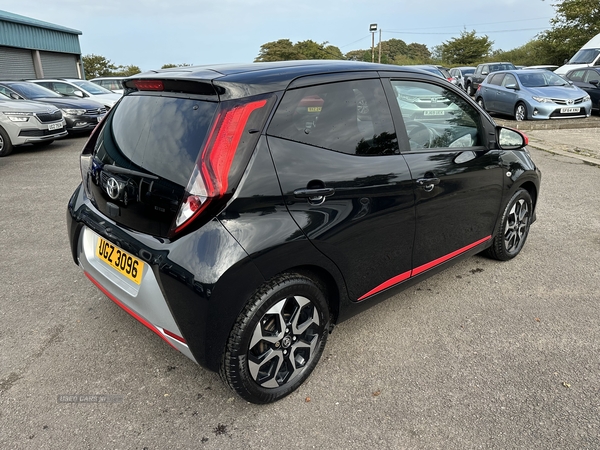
567,99,574,106
106,177,121,200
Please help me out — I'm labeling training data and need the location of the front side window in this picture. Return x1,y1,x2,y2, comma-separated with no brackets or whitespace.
502,74,518,88
392,80,481,150
267,79,398,156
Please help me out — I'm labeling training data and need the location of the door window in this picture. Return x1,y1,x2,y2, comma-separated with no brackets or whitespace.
267,79,398,156
391,80,481,149
585,70,600,83
488,73,505,85
501,74,518,88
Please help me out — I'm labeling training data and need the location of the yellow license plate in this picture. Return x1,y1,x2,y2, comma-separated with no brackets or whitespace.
96,237,144,284
307,106,322,112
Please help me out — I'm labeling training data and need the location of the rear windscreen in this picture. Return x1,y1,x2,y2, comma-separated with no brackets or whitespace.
108,94,218,186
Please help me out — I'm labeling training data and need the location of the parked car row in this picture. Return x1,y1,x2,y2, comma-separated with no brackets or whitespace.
0,78,123,157
444,60,595,121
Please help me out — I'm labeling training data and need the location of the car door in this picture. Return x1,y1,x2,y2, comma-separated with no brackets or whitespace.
496,73,520,115
387,77,504,272
266,76,416,301
481,73,505,112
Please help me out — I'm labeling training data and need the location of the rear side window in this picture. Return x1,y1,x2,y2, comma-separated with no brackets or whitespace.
268,79,398,156
488,74,504,85
568,70,585,82
102,95,218,186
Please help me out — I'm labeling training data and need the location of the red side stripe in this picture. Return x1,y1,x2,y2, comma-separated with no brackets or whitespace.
357,235,491,301
357,270,411,301
411,235,491,276
85,272,178,350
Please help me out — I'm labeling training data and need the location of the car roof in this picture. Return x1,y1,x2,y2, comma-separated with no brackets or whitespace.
125,60,445,99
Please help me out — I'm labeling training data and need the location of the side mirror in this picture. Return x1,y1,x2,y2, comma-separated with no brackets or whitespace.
9,92,20,100
589,79,600,86
497,126,527,150
73,90,85,98
505,84,519,90
481,71,489,76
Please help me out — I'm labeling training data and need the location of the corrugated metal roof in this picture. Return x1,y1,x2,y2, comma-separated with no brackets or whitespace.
0,10,82,54
0,10,81,35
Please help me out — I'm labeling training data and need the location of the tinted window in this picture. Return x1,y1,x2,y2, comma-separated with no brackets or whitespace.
268,79,398,156
585,70,600,83
97,95,218,186
489,74,505,85
392,80,481,150
568,70,585,82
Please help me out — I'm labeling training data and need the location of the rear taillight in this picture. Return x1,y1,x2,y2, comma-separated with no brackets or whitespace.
173,99,269,234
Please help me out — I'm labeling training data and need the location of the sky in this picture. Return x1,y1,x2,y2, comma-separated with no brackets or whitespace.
2,0,557,72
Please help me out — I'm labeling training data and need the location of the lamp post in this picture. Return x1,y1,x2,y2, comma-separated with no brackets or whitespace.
369,23,377,63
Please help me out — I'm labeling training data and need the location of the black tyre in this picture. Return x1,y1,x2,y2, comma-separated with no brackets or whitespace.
465,83,473,96
514,102,527,121
476,97,485,110
0,127,14,157
220,273,330,404
486,188,532,261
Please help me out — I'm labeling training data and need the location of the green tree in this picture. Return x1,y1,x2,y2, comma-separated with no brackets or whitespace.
82,54,118,79
406,43,432,63
255,39,301,61
492,39,552,66
112,65,142,77
438,30,493,65
381,39,409,61
540,0,600,65
255,39,342,61
161,63,193,69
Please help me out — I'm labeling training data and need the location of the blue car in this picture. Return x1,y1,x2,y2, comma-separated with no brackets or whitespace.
475,69,592,121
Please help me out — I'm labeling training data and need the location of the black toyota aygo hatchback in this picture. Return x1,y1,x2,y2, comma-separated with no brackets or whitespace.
67,61,541,403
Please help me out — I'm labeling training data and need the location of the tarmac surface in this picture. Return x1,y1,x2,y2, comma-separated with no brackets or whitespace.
494,115,600,166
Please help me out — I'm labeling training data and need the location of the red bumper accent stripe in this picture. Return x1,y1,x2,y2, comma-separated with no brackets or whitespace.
84,272,178,350
358,235,491,301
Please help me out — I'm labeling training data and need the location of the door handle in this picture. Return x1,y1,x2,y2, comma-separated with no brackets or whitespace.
416,177,440,192
293,187,335,205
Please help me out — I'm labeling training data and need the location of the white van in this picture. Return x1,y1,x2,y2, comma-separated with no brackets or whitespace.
555,33,600,75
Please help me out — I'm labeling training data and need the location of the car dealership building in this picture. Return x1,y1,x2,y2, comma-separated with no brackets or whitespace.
0,10,83,80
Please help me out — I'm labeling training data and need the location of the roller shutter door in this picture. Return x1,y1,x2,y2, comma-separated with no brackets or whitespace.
40,52,79,78
0,46,35,79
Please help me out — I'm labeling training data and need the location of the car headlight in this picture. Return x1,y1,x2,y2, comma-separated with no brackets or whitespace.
3,112,32,122
532,96,552,103
583,95,591,102
61,108,86,115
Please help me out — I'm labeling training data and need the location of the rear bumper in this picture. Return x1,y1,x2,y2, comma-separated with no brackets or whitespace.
67,184,266,371
75,225,197,361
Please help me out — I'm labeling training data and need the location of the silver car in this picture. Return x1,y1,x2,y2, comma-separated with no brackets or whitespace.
29,79,121,109
0,93,67,157
475,69,592,121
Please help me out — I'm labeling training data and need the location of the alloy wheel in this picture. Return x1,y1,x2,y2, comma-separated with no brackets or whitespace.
504,198,530,255
248,295,322,388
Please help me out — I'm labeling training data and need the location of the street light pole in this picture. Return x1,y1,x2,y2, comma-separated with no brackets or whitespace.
369,23,377,63
378,28,382,63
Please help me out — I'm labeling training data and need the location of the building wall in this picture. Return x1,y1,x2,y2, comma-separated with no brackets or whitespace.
0,10,83,80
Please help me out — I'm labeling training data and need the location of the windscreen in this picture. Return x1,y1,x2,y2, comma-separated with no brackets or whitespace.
569,48,600,64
